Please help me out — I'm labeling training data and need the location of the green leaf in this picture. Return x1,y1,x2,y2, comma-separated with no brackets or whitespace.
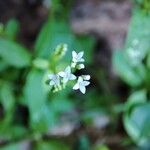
0,125,27,140
5,19,19,40
0,38,31,68
76,134,90,150
0,82,15,112
24,69,53,132
35,140,70,150
50,97,74,113
94,144,110,150
123,90,150,148
113,50,144,86
0,82,15,129
34,19,95,64
0,23,4,35
34,20,74,59
135,0,144,4
125,90,147,112
0,83,27,141
0,143,21,150
0,58,8,72
0,141,29,150
125,9,150,61
124,103,150,148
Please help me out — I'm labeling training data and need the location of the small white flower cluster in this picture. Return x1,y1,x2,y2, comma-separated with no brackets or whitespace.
126,39,144,67
47,51,90,94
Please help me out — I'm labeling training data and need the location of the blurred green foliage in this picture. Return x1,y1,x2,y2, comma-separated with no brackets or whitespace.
113,2,150,149
0,0,96,149
134,0,150,11
0,0,150,149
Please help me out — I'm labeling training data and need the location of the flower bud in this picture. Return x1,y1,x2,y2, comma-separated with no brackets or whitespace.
54,44,67,60
71,62,76,68
77,64,85,70
82,75,90,80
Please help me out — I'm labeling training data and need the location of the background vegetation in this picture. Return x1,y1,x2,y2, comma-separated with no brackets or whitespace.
0,0,150,149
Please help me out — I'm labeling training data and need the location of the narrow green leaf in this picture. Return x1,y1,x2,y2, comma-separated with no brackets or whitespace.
0,82,15,112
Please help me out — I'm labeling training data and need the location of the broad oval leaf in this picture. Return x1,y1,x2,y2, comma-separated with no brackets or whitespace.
0,38,31,68
125,9,150,65
113,50,144,86
124,103,150,148
24,69,53,132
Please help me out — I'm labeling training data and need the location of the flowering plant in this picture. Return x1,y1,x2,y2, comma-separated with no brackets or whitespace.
47,49,90,94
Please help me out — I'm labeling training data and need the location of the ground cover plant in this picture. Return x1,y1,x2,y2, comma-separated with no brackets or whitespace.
0,0,150,149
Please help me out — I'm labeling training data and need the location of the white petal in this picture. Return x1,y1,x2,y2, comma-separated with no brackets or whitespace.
55,79,60,85
65,66,71,74
63,77,68,83
77,64,85,70
78,51,84,59
48,74,54,79
69,74,76,80
72,58,77,63
80,58,85,62
72,51,77,58
82,75,90,80
78,76,83,82
54,75,60,85
73,83,79,90
58,71,65,77
49,80,55,85
83,81,90,86
79,85,86,94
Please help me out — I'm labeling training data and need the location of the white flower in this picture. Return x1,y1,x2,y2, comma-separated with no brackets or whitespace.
77,64,85,70
72,51,84,63
73,77,90,94
127,48,140,59
132,39,139,46
126,47,143,66
58,66,76,83
48,74,60,86
82,75,90,80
